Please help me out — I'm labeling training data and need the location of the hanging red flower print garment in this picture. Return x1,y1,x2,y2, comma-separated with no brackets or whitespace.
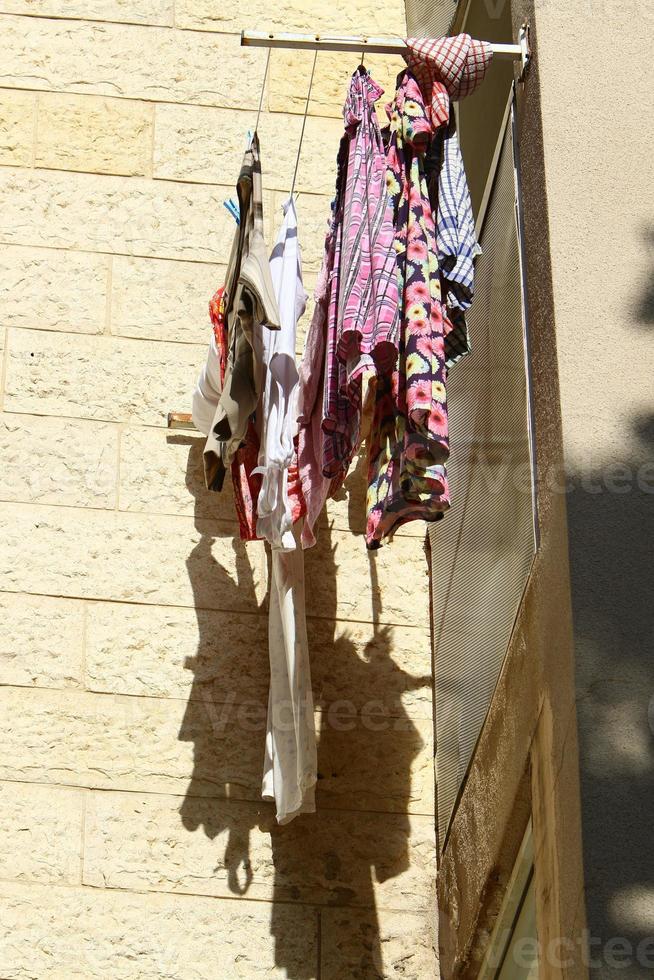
208,284,262,541
366,70,450,548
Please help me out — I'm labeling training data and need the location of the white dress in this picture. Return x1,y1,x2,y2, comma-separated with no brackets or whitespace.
256,198,317,824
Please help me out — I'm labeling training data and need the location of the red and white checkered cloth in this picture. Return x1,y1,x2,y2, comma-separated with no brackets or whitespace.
404,34,493,127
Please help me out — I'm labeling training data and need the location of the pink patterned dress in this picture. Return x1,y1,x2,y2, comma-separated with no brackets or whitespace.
366,71,451,548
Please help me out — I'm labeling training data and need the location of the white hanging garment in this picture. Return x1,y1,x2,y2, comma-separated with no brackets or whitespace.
255,197,307,550
257,197,316,824
261,522,316,823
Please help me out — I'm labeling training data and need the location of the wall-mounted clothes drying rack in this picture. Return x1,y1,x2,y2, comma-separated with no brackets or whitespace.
168,24,531,431
240,25,532,78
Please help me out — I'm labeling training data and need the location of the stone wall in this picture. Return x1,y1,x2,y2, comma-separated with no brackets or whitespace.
0,2,440,977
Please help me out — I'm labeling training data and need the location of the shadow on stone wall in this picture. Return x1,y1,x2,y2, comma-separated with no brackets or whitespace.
174,441,429,978
566,247,654,975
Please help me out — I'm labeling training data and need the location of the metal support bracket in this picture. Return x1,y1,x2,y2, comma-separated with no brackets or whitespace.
518,22,531,81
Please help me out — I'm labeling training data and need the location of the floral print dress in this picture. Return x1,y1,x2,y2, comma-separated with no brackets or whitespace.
366,70,451,548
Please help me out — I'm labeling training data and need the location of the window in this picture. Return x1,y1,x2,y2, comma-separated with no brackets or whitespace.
478,822,539,980
429,90,538,841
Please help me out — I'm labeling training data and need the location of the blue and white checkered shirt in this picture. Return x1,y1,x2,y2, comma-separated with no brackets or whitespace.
426,116,481,367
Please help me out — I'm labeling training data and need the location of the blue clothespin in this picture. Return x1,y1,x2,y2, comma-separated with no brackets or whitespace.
223,198,240,225
223,130,255,225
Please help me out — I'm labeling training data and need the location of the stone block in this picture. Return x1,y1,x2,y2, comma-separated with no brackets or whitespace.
0,683,432,813
0,330,5,405
0,592,84,689
0,502,269,613
0,413,118,508
0,245,108,334
0,781,83,884
0,880,317,978
0,168,237,263
0,494,427,626
315,711,434,814
83,789,435,908
83,598,432,719
4,327,206,426
305,526,430,626
321,907,438,979
0,89,35,166
174,0,406,35
154,103,343,197
0,0,173,25
0,685,260,798
85,599,269,703
36,93,153,177
118,426,242,521
1,16,265,108
110,255,223,343
309,618,433,720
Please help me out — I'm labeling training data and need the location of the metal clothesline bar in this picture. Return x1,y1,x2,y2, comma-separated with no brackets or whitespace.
241,29,528,64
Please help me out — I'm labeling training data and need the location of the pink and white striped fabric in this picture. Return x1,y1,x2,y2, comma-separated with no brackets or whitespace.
337,67,400,382
322,67,400,479
404,34,493,127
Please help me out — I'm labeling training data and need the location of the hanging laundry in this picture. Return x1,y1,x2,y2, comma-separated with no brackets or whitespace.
366,70,451,548
262,523,316,824
189,40,493,824
253,196,317,825
254,197,308,550
194,133,280,492
425,114,481,367
297,68,401,542
336,67,400,386
296,203,345,548
193,197,314,825
403,33,493,129
322,67,399,475
193,286,262,541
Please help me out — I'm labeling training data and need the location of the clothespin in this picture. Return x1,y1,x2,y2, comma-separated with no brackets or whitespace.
223,198,240,225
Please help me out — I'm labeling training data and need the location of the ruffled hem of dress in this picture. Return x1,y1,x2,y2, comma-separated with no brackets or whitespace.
366,497,450,548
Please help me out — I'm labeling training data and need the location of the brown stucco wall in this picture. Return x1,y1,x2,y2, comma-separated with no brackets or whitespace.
437,3,588,977
438,2,654,978
532,3,654,978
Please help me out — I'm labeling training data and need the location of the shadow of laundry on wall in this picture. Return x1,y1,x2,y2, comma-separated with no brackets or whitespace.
175,439,435,978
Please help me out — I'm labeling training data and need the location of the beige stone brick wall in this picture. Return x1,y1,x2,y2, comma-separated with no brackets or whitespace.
0,2,439,976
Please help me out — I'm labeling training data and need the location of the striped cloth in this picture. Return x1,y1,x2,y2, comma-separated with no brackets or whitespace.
337,67,400,382
404,34,493,127
425,115,481,367
322,68,399,480
320,138,358,480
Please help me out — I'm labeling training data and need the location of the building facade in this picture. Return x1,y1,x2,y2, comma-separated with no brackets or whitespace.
1,0,652,977
428,2,654,978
